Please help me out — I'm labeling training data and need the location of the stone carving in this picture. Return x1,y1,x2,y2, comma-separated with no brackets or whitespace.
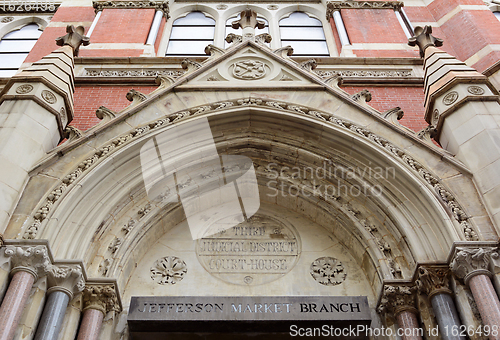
382,107,404,120
280,74,293,81
273,46,294,57
351,90,372,103
82,284,120,314
225,33,243,44
231,9,265,30
431,109,440,125
300,59,317,72
63,125,83,143
416,266,452,298
181,58,202,73
267,5,278,10
138,203,152,218
327,1,403,19
467,86,485,95
55,25,89,57
450,247,498,284
150,256,187,285
4,245,51,280
204,45,225,58
46,264,85,298
1,16,14,23
155,75,176,89
122,219,136,234
126,89,147,103
378,284,417,315
196,214,301,285
316,69,413,79
98,259,111,276
93,0,169,17
232,60,266,80
1,2,58,13
15,84,33,94
310,257,346,286
207,75,220,81
255,33,272,45
408,25,443,58
25,98,478,242
108,238,122,254
417,125,437,144
442,91,459,105
216,4,227,10
41,90,57,104
83,69,184,78
95,106,116,121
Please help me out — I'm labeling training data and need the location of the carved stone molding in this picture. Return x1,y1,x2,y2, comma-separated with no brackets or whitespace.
450,247,498,285
416,266,452,299
327,1,403,19
93,0,169,17
181,59,202,73
310,257,347,286
4,245,51,280
378,284,418,316
82,69,184,78
232,60,266,80
315,69,413,78
95,106,116,122
46,264,85,299
82,284,120,315
351,89,372,104
126,89,147,104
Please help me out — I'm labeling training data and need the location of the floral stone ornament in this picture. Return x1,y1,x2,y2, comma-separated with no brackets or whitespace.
151,256,188,285
310,257,347,286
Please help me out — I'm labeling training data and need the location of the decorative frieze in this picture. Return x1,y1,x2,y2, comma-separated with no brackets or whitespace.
416,266,452,299
46,264,85,299
82,284,120,315
450,247,498,285
4,245,51,280
82,69,185,78
327,1,404,19
378,284,417,316
315,69,413,78
93,0,169,17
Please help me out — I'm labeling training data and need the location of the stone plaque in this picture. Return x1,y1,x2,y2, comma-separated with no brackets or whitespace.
128,296,371,334
196,215,301,285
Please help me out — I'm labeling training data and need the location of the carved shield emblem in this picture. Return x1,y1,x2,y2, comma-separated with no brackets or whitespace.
232,60,266,80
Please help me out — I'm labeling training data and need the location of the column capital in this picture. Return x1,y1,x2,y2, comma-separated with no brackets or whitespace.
46,264,85,300
82,283,121,315
4,245,51,281
415,265,452,299
450,247,498,285
378,283,418,317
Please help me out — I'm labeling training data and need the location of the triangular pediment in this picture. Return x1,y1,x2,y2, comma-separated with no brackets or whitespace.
180,41,320,86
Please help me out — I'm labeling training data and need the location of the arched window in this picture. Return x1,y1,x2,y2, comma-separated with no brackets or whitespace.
0,24,42,77
495,11,500,20
225,12,270,48
279,12,329,56
166,12,215,56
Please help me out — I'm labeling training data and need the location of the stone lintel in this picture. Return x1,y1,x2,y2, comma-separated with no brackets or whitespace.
93,0,169,17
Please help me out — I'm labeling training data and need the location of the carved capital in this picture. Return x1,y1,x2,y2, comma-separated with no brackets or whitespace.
55,25,90,57
378,284,417,317
450,247,497,285
416,266,452,299
4,245,51,281
408,25,443,58
46,264,85,299
231,9,265,30
82,284,120,315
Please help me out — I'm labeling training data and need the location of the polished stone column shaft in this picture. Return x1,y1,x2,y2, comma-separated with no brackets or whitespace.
468,274,500,340
396,310,423,340
430,293,465,340
34,290,70,340
0,271,36,340
76,308,104,340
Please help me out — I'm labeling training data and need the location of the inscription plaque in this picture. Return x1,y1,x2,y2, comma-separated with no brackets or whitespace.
196,215,301,285
128,296,371,335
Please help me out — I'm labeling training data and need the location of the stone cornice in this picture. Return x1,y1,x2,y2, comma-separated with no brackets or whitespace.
327,1,403,18
92,0,169,17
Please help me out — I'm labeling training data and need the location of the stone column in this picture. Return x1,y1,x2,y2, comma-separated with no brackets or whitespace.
34,264,85,340
450,247,500,340
378,284,423,340
76,284,120,340
417,266,465,340
0,245,50,340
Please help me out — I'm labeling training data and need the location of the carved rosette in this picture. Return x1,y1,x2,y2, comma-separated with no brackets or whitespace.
46,264,85,299
450,247,497,285
378,284,417,316
150,256,187,285
310,257,347,286
82,284,120,315
4,245,51,280
416,266,451,299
